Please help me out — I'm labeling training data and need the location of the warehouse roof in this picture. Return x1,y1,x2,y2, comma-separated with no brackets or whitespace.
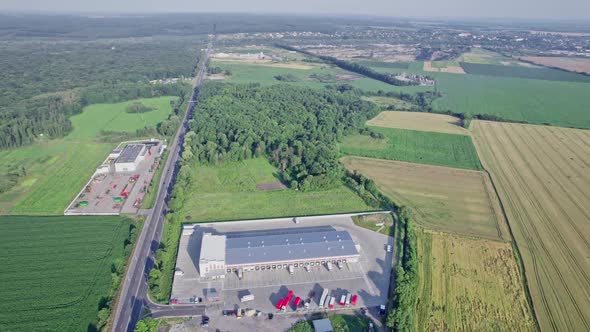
224,227,359,266
200,233,226,262
115,144,144,164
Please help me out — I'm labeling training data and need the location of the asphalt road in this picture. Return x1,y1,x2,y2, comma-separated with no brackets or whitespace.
111,36,212,332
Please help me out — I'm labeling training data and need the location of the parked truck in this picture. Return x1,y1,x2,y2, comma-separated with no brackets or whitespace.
328,297,336,309
326,261,333,271
288,264,294,274
319,289,329,308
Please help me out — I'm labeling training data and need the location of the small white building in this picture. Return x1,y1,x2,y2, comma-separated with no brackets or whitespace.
114,144,147,173
199,233,226,279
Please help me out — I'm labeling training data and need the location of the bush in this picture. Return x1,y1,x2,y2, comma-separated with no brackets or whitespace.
125,102,155,113
289,320,314,332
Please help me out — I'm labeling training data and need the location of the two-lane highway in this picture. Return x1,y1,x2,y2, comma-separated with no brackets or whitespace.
111,37,212,332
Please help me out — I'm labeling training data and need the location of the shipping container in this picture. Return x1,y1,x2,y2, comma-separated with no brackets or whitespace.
340,295,346,306
293,296,301,307
345,293,352,305
276,299,284,310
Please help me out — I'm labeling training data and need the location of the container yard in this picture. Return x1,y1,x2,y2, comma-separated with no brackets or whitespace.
64,139,165,215
171,214,393,315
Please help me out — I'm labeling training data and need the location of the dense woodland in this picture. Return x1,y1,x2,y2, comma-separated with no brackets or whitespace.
178,82,380,192
0,37,199,149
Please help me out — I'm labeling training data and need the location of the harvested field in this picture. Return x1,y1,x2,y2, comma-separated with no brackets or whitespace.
361,96,415,110
341,156,506,240
471,120,590,331
367,111,468,135
415,230,536,331
423,61,465,74
519,56,590,74
212,58,315,70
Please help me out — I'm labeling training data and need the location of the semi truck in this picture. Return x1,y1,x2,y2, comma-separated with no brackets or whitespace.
340,295,346,306
345,293,352,306
328,297,336,308
319,289,329,308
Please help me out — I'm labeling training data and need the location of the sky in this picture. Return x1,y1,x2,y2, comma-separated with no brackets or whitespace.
1,0,589,20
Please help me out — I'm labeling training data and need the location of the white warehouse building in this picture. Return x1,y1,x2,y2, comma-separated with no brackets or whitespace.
113,144,147,173
198,226,360,279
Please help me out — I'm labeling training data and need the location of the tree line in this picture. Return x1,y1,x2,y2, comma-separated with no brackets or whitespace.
345,170,418,331
275,44,424,87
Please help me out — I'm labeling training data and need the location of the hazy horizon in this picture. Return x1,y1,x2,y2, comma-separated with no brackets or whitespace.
1,0,589,21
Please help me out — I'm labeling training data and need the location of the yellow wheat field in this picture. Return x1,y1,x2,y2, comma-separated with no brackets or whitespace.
471,120,590,331
415,230,536,331
367,111,469,135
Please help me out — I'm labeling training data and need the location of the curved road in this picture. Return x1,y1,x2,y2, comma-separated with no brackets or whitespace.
111,36,212,332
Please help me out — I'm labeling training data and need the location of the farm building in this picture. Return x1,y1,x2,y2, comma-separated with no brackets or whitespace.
114,144,147,172
198,226,360,279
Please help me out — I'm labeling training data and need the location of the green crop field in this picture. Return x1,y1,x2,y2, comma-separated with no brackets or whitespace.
0,96,175,214
179,158,372,222
367,61,590,128
460,62,590,82
431,73,590,128
340,127,482,170
0,215,132,331
211,60,428,93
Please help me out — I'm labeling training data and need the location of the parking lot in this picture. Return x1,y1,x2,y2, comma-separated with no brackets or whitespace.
171,214,393,316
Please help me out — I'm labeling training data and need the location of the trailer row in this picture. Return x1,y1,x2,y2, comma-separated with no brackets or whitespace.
275,287,358,312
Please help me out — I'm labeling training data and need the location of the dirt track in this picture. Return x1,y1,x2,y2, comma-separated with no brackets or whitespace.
471,120,590,331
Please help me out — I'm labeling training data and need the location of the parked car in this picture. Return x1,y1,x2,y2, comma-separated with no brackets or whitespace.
379,304,387,315
386,244,392,253
202,316,210,326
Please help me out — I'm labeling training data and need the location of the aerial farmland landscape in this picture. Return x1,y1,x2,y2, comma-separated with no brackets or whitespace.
0,1,589,332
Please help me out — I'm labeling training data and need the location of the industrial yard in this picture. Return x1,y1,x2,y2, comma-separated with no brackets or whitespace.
171,214,393,319
64,140,165,215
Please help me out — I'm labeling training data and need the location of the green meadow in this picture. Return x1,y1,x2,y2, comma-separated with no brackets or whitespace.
0,96,175,214
340,127,482,170
179,158,372,222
